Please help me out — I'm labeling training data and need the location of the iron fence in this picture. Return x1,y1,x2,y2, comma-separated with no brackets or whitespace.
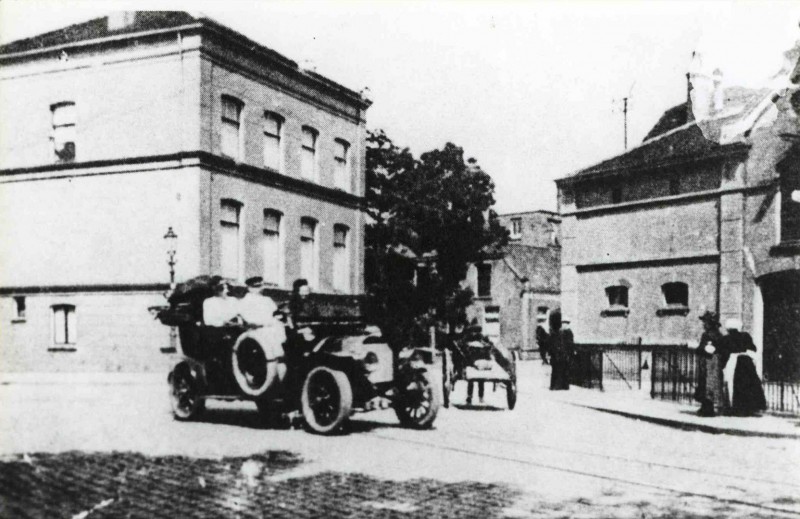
763,380,800,416
571,347,603,389
650,346,699,404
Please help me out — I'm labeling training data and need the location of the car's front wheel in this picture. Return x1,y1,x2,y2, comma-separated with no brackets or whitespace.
394,369,440,429
301,366,353,434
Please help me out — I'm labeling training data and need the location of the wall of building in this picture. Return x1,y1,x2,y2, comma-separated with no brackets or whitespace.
0,165,203,288
200,56,366,197
0,36,203,170
499,211,560,248
199,169,364,294
0,290,173,372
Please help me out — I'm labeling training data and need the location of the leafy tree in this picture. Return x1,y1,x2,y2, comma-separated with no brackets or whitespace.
364,130,508,346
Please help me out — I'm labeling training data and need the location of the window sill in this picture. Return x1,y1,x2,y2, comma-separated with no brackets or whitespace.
48,347,76,352
11,318,26,324
601,308,629,317
656,306,690,317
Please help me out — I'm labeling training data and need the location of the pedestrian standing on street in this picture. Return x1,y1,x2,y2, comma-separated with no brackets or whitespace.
692,310,724,417
536,315,550,365
549,310,572,390
719,318,767,416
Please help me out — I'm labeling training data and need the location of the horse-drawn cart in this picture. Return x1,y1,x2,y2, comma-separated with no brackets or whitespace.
440,328,517,410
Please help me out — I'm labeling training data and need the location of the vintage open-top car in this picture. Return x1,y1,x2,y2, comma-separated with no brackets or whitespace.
152,276,440,434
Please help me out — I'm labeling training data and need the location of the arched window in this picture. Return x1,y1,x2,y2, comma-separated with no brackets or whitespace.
662,282,688,307
334,138,350,191
51,102,76,162
333,224,350,292
606,285,628,308
263,112,284,172
301,126,318,181
262,209,284,286
300,217,319,287
221,95,243,160
220,199,243,280
657,282,690,316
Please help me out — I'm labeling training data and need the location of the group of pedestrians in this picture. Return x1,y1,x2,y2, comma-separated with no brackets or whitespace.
694,311,767,417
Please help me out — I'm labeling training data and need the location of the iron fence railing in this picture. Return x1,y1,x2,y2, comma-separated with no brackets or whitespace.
650,346,700,404
763,379,800,416
571,347,603,389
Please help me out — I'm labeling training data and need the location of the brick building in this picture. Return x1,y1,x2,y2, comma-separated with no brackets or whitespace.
0,12,370,372
465,211,561,356
556,84,800,384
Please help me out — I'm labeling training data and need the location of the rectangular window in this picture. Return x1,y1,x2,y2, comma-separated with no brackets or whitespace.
262,210,283,286
662,282,689,307
333,224,350,292
301,127,318,181
51,102,76,162
220,200,242,280
13,296,26,320
510,217,522,239
221,96,243,160
477,263,492,298
263,112,284,172
300,218,318,287
52,304,76,345
483,305,500,341
334,139,350,191
606,286,629,308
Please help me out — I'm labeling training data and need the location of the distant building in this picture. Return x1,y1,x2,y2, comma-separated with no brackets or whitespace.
465,211,561,357
556,84,800,384
0,12,370,372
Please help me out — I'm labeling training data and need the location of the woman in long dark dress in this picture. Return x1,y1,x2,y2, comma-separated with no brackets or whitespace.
721,319,767,416
549,311,571,390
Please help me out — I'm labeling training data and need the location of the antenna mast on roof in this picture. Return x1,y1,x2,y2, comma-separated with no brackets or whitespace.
613,81,636,150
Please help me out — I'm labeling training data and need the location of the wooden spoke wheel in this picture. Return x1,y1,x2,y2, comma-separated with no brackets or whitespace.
301,366,353,435
395,369,440,429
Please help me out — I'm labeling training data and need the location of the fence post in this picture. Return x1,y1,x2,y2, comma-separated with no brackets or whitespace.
637,337,643,390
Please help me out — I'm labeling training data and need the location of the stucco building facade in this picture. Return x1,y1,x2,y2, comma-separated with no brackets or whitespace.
556,86,800,385
466,211,561,356
0,12,370,372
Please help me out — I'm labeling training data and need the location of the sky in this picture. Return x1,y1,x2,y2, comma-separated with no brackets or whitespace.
1,0,798,213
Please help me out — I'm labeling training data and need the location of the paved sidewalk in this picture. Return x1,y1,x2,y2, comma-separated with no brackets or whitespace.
0,371,166,386
519,361,800,439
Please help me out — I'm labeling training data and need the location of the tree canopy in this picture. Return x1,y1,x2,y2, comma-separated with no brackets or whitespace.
365,129,508,346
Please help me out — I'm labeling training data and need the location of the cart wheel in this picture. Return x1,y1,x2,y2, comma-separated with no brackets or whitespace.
506,379,517,410
442,349,453,408
171,366,205,421
395,369,440,429
301,366,353,435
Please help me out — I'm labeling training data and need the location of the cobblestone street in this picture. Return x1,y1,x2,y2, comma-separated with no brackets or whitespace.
1,364,799,518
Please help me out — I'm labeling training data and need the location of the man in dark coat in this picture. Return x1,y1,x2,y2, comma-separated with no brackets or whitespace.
549,310,572,390
536,316,550,365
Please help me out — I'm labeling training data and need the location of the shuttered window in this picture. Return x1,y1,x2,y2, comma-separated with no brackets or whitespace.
334,139,350,191
333,224,350,292
301,127,318,181
220,200,242,280
300,217,318,287
221,96,243,160
263,112,284,172
262,210,283,286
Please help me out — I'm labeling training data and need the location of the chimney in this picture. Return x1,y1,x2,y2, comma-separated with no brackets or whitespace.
686,72,694,122
107,11,136,31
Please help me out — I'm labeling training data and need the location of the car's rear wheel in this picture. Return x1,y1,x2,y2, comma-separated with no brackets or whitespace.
395,369,440,429
171,366,204,421
301,366,353,434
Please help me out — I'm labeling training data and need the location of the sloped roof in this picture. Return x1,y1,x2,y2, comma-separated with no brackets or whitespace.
642,103,689,142
0,11,369,108
0,12,199,55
